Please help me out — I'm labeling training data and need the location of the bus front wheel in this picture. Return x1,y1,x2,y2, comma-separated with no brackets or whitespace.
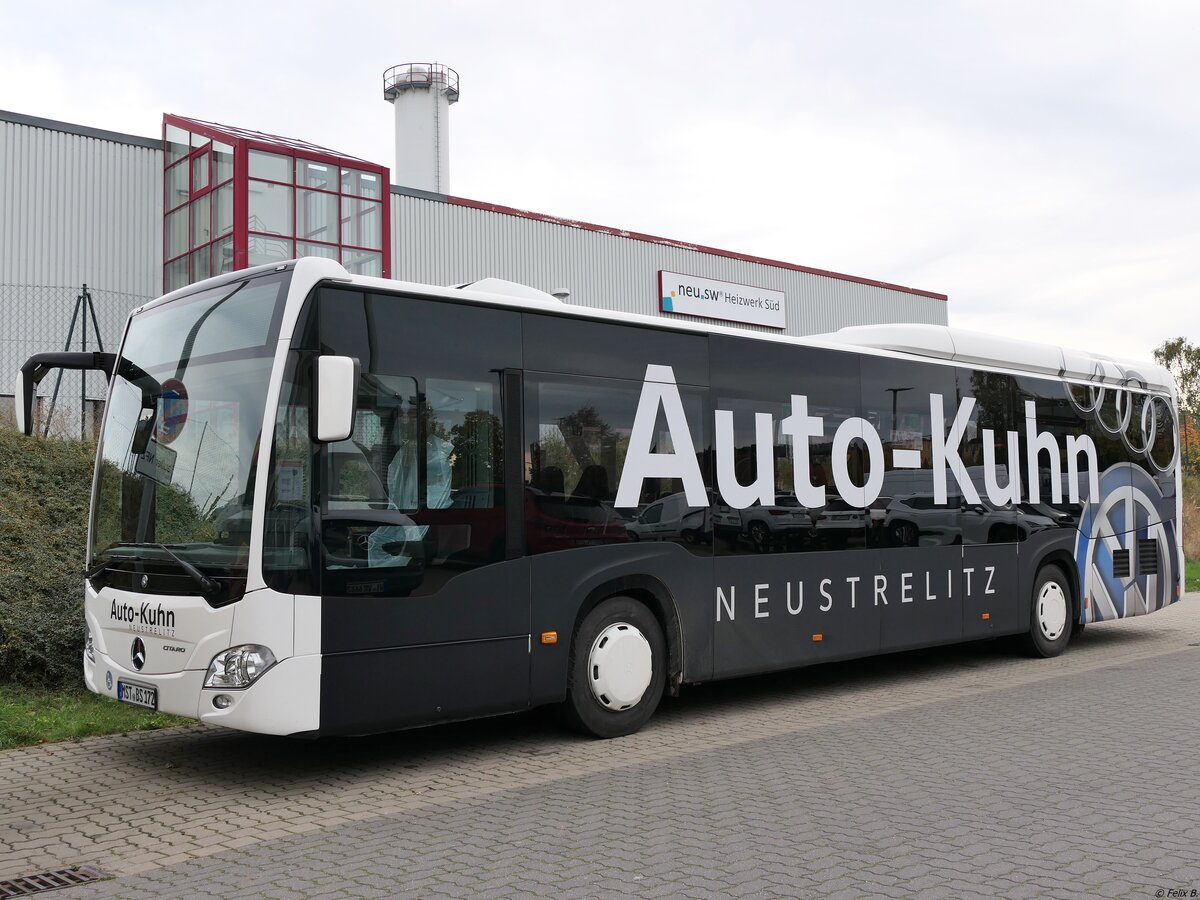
1020,565,1074,658
560,596,666,738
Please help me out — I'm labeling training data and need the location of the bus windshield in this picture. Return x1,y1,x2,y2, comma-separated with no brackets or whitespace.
89,270,291,590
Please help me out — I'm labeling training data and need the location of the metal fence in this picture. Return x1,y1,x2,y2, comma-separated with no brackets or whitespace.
0,282,150,439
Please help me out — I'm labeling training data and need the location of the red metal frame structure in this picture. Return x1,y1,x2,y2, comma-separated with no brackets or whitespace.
162,114,391,293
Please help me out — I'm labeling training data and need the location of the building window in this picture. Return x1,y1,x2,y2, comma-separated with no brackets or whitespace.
213,183,234,238
297,241,340,261
298,159,338,191
213,236,234,274
166,207,188,260
191,199,211,249
192,151,210,192
165,124,189,164
342,168,382,199
248,235,294,267
249,150,292,183
166,161,189,210
342,248,382,277
298,190,338,243
341,198,383,250
213,141,234,184
248,181,293,236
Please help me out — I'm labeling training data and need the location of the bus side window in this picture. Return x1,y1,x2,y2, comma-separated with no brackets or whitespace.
525,373,710,554
413,376,505,571
956,368,1020,545
313,287,521,597
710,336,863,555
860,355,959,549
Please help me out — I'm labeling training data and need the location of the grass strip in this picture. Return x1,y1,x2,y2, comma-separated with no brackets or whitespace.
0,685,191,750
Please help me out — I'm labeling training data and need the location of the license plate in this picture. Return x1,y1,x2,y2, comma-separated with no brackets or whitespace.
117,681,158,710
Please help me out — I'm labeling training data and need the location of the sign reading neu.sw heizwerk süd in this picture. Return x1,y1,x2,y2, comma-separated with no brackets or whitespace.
659,271,786,329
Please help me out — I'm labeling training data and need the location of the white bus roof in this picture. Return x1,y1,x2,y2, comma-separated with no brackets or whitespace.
824,323,1175,396
252,259,1179,398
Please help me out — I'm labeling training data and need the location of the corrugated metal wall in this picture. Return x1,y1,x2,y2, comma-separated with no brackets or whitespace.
1,114,163,425
391,193,948,335
0,117,162,293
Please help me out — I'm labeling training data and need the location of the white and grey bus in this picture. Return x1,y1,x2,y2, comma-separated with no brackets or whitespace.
15,258,1183,738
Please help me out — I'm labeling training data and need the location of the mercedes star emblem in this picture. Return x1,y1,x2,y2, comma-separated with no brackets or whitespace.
131,637,146,671
140,574,149,589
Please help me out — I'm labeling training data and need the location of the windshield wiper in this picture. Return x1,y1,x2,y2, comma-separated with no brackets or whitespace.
85,545,221,598
85,556,124,580
152,544,221,596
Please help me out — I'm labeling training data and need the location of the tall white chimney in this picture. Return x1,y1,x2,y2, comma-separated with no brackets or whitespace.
383,63,460,193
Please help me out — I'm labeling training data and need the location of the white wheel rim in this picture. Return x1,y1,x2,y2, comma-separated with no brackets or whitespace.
588,622,653,711
1037,582,1068,641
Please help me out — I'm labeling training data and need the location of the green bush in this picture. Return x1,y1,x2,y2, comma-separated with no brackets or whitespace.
0,427,95,686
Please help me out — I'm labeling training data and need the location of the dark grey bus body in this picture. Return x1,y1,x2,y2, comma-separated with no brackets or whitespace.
255,281,1179,736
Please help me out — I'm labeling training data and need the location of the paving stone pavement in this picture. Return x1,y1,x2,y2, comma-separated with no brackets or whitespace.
2,596,1199,898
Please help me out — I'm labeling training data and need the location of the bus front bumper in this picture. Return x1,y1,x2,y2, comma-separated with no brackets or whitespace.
85,650,321,736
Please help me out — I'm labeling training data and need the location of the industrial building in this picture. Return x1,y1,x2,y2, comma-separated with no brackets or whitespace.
0,63,947,435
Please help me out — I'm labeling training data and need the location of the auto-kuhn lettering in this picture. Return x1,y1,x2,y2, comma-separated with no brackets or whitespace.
614,363,1100,511
109,600,176,629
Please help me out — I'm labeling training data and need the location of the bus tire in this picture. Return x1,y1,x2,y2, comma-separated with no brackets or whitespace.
560,596,666,739
1020,565,1074,658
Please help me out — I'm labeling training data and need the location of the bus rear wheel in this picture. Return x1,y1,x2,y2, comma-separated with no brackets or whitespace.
1020,565,1074,658
560,596,666,738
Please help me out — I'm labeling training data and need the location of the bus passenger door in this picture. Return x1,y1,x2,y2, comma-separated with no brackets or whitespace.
958,367,1021,638
709,337,883,677
863,356,965,652
313,288,531,735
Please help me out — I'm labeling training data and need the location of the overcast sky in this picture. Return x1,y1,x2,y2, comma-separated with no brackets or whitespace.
2,1,1197,364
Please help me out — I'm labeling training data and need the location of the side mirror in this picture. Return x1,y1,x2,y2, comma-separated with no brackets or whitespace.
314,356,359,443
13,368,31,435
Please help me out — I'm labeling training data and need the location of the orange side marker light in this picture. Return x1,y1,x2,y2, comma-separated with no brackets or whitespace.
812,633,823,642
540,631,558,645
981,613,990,621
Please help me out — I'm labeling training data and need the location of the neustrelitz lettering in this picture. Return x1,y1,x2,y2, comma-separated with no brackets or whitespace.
715,565,998,622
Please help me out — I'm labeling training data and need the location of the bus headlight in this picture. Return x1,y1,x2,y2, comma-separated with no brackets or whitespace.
204,645,277,689
85,630,95,663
